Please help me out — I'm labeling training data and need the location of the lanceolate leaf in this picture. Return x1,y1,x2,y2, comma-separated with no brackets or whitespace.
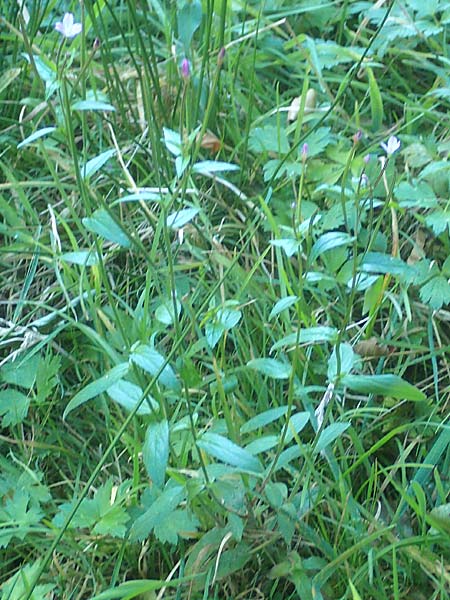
198,432,262,473
246,358,291,379
63,363,130,419
83,209,131,248
342,374,426,401
143,420,169,488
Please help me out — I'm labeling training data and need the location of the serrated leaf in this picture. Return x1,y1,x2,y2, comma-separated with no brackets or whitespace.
63,362,130,419
425,210,450,235
314,422,350,454
107,380,157,415
246,358,291,379
130,345,180,391
0,389,30,426
82,148,115,179
0,560,55,600
198,432,262,473
83,208,131,248
154,509,199,544
421,274,450,309
166,207,200,228
1,353,40,389
143,420,169,488
342,374,426,401
71,100,115,111
249,125,290,154
129,486,184,541
17,126,56,149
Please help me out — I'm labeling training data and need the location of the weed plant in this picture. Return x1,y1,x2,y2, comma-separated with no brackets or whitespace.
0,1,449,599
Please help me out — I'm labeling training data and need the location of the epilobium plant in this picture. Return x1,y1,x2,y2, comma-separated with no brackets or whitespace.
55,13,82,39
380,134,401,156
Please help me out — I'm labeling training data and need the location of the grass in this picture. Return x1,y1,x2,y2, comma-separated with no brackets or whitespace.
0,0,449,599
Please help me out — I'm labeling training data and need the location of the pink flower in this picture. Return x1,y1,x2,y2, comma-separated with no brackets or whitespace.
181,58,191,80
55,13,82,39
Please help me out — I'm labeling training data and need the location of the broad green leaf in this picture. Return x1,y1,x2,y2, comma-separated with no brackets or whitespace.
425,209,450,236
198,432,262,473
342,374,426,401
429,503,450,535
327,343,355,381
314,422,350,454
83,208,131,248
241,406,289,434
162,127,182,156
177,0,202,49
130,345,180,390
270,238,301,258
71,100,115,111
17,126,56,149
269,296,299,319
59,250,99,266
0,390,30,427
283,412,310,443
143,420,169,488
63,362,130,419
245,435,278,455
82,148,115,179
166,207,200,228
155,297,181,325
360,252,415,281
107,380,157,415
246,358,291,379
310,232,354,262
193,160,239,175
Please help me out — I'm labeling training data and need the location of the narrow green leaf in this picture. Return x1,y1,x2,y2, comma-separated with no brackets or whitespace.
59,250,99,266
367,67,384,131
63,363,130,419
130,345,180,391
193,160,239,175
342,374,426,401
82,148,115,179
17,127,56,149
271,327,338,351
314,422,350,454
198,432,262,473
72,100,115,111
107,380,157,415
166,207,200,229
283,412,310,443
241,406,289,434
310,232,354,262
269,296,298,319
